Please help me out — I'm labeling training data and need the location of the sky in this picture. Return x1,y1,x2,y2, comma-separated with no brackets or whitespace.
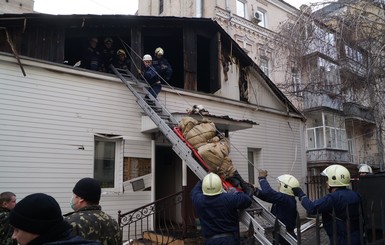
33,0,326,15
33,0,139,15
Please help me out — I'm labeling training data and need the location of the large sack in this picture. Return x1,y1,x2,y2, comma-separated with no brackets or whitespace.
198,141,235,179
178,116,198,137
208,137,230,155
185,120,216,149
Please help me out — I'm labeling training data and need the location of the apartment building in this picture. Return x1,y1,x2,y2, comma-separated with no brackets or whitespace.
294,1,385,180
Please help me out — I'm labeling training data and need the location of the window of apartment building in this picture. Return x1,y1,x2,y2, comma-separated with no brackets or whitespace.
236,0,246,18
344,46,363,64
260,57,269,77
94,136,122,189
255,9,266,28
306,111,348,150
292,69,302,96
309,57,339,93
159,0,164,14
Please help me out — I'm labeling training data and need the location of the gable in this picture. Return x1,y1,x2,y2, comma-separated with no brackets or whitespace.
245,66,289,112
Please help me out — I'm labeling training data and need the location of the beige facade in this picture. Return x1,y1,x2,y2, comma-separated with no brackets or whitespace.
0,0,34,13
138,0,301,107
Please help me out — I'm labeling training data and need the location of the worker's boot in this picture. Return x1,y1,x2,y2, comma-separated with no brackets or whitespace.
232,170,255,197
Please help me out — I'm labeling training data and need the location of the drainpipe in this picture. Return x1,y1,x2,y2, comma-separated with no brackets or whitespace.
196,0,202,17
151,139,155,203
182,160,188,236
182,160,187,186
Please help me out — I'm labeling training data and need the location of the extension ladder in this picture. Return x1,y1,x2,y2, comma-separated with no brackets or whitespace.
110,65,297,245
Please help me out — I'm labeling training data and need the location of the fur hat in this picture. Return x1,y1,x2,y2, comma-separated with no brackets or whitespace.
73,177,101,203
9,193,64,235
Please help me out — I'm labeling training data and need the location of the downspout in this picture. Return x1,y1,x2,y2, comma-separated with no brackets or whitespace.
196,0,202,17
182,160,188,236
151,138,155,203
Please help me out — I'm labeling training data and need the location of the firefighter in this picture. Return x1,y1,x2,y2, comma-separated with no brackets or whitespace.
80,37,101,71
142,54,161,98
191,173,252,245
100,37,115,73
113,49,130,70
293,164,361,245
358,164,372,176
255,170,299,244
152,47,172,82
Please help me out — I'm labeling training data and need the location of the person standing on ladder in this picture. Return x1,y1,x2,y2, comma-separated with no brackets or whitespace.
142,54,161,98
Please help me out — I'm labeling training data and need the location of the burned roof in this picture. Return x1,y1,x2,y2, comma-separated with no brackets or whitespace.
0,13,304,119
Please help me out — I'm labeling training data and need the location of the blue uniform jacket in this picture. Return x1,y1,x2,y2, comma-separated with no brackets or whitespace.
143,66,159,86
190,181,252,239
153,57,172,81
257,178,298,232
301,188,361,245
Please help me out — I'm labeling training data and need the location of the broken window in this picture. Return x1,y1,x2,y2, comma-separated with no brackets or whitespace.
123,157,151,181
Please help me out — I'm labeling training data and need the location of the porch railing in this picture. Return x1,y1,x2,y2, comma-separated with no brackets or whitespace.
118,190,200,244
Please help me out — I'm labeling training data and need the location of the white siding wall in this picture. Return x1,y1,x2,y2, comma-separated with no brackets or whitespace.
0,54,306,220
0,57,151,217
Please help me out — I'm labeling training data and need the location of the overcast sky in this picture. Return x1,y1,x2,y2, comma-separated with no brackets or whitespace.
33,0,139,15
33,0,329,15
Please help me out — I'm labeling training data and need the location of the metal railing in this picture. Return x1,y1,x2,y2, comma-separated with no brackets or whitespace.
118,190,200,244
305,175,385,244
118,176,385,244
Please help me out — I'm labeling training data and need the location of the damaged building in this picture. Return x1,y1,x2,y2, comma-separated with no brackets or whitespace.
0,13,306,242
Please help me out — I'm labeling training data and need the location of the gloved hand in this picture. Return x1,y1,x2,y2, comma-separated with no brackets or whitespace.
241,182,255,197
258,169,268,179
292,187,306,200
254,187,261,197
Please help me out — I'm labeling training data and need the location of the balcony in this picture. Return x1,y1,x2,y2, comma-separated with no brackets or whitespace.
303,91,342,110
307,148,351,164
340,57,367,78
343,102,375,123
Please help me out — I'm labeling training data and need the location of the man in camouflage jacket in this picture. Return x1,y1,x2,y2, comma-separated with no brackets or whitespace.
64,178,121,245
0,192,17,245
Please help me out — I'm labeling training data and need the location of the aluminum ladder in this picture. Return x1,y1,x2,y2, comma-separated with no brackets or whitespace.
110,65,297,245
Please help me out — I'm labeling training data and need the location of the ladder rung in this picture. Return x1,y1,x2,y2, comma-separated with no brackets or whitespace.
263,224,274,232
247,207,263,215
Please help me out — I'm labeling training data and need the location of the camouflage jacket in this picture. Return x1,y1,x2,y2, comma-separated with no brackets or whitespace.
0,207,17,245
64,205,121,245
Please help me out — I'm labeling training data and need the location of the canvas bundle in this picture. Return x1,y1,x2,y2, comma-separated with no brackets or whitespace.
184,120,216,149
197,140,235,179
178,116,198,137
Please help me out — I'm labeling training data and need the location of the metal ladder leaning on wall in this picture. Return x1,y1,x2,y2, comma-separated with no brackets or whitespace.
110,65,297,245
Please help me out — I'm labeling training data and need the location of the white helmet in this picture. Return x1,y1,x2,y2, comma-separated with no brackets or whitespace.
116,49,126,57
202,173,223,196
359,164,372,174
277,174,300,196
155,47,164,56
321,164,351,187
143,54,152,61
